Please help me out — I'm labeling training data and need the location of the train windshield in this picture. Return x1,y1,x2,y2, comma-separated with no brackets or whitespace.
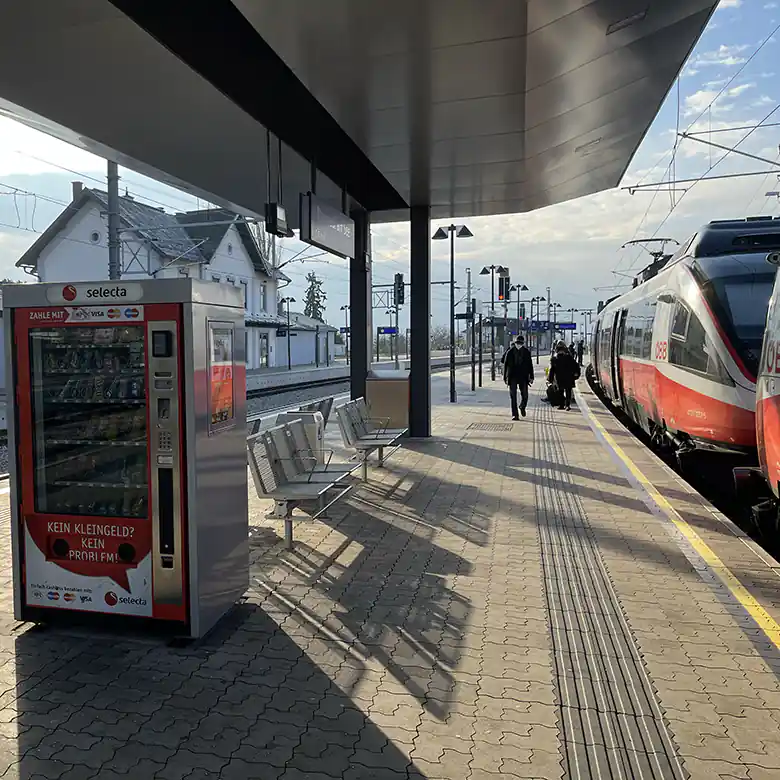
695,254,775,378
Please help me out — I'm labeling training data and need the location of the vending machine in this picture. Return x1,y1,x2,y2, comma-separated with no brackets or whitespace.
3,278,248,638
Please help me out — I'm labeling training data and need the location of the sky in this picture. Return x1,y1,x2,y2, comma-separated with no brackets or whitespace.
0,0,778,336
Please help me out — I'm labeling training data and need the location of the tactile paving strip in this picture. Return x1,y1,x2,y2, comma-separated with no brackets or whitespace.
534,401,685,780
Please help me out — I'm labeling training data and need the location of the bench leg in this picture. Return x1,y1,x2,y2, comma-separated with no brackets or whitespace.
378,446,385,468
362,453,368,482
284,519,293,550
317,494,330,520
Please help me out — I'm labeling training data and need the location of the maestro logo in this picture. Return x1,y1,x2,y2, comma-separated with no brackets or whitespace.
62,284,77,302
104,591,118,606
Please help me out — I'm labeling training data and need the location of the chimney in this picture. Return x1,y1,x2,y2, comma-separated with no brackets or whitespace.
71,181,83,201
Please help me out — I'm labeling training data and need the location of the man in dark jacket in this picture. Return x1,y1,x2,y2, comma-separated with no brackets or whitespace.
549,342,580,410
503,336,534,419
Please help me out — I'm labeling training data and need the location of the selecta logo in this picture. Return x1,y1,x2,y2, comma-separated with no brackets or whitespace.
86,286,130,300
47,282,143,305
104,591,147,607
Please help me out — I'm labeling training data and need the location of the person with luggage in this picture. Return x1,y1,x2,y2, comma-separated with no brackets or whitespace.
549,342,580,410
503,335,534,419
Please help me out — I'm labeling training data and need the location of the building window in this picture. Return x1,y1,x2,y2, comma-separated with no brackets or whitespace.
212,274,221,283
259,283,267,312
227,243,233,255
90,231,100,244
240,280,248,309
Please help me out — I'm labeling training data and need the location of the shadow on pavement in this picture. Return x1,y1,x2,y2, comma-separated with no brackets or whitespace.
10,603,427,779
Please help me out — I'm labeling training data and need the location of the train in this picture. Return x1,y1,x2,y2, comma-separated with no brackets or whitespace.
590,216,780,529
592,217,779,457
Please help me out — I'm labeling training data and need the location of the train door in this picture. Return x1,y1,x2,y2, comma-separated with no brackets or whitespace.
609,309,627,403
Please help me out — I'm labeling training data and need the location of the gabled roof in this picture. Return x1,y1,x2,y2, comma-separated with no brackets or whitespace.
175,208,273,276
289,311,337,332
16,190,273,277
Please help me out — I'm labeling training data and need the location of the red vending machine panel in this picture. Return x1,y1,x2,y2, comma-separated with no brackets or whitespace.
14,303,187,622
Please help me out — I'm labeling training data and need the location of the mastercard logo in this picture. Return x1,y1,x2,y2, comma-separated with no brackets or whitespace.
107,308,120,319
62,284,77,302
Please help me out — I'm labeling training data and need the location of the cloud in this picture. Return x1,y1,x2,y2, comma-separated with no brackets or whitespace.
719,0,742,7
691,43,750,68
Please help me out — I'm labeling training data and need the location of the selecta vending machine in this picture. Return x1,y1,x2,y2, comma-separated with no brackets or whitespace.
3,278,248,638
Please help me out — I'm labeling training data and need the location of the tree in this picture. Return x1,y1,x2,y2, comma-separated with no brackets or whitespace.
303,272,327,321
430,325,450,350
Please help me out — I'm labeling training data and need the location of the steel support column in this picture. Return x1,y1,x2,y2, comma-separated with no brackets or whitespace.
350,208,371,401
409,205,431,437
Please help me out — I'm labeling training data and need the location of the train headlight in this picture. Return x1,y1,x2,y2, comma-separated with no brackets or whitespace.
767,252,780,266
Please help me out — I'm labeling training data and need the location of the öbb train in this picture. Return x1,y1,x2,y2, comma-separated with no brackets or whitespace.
591,217,780,459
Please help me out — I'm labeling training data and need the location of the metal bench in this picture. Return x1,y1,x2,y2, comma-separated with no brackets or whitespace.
299,395,335,427
247,423,355,549
246,395,335,437
354,397,407,437
335,400,406,481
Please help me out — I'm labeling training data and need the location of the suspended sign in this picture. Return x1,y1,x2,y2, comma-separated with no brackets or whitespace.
378,326,398,335
557,322,577,330
299,193,355,259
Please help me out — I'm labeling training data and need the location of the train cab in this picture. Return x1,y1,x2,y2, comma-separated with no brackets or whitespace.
754,251,780,504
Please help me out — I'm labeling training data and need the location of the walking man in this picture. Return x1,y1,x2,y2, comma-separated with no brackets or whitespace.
504,335,534,419
577,339,585,366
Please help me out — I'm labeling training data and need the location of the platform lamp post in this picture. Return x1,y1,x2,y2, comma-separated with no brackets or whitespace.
280,296,296,371
479,264,508,381
340,305,350,364
510,284,529,340
434,223,474,403
530,295,546,364
550,302,562,347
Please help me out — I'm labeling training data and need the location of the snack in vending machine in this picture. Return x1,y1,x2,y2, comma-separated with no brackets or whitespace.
95,328,114,345
104,378,120,400
93,375,105,401
59,378,77,400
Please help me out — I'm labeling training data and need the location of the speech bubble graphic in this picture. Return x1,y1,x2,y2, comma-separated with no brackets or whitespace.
26,516,150,593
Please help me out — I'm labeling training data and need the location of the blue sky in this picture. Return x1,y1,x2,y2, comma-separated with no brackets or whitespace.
0,0,777,333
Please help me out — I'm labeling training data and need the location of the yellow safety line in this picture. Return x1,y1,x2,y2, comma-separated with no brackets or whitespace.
579,392,780,651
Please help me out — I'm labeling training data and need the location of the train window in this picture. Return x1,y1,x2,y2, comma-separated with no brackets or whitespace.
670,302,691,340
669,309,734,385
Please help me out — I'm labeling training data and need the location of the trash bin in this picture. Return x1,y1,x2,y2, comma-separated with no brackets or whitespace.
365,369,409,429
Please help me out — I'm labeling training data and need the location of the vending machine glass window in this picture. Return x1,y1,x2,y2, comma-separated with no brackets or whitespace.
28,325,148,518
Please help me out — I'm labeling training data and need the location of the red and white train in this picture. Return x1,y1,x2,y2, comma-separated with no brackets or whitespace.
592,217,780,457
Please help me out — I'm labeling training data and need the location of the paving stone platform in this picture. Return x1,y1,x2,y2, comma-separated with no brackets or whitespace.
0,370,780,778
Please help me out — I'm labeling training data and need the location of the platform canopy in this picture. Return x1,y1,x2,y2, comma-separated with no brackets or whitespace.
0,0,716,226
